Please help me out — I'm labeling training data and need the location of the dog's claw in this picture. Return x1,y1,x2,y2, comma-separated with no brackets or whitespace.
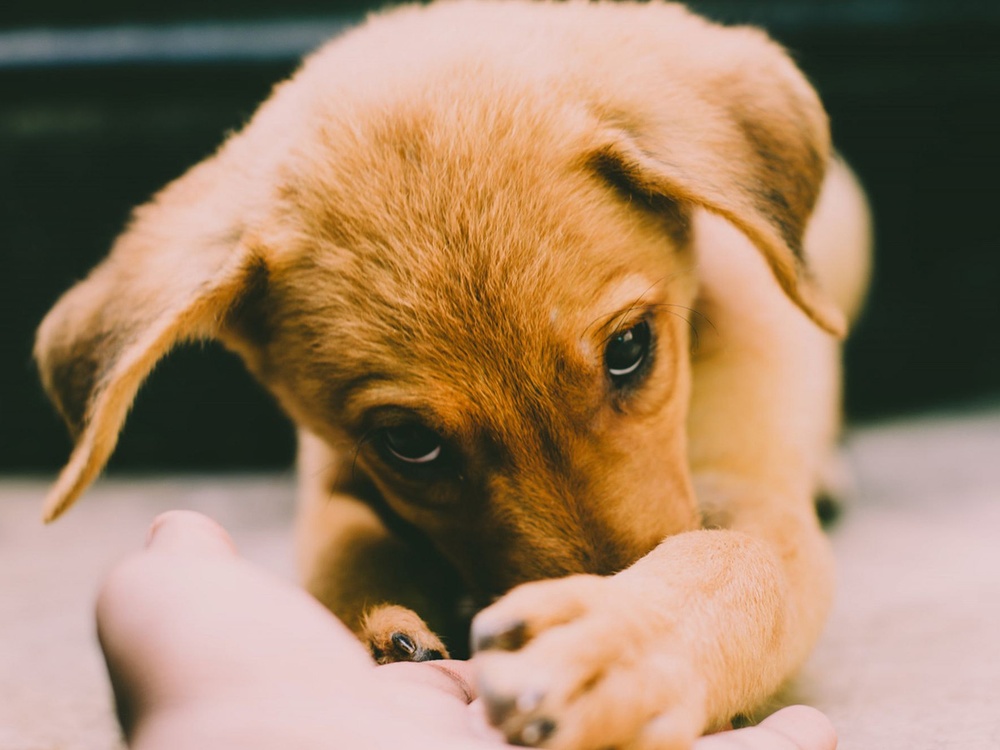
391,631,417,656
374,632,445,663
479,677,553,745
479,675,543,729
483,691,518,726
472,619,528,652
388,631,444,662
517,718,556,747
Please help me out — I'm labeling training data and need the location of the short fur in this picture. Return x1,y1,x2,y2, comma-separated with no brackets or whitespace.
36,2,871,747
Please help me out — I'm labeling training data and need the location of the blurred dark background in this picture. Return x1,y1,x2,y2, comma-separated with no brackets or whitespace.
2,0,999,473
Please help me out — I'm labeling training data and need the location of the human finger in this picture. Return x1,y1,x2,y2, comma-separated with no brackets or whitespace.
143,510,238,557
693,706,837,750
96,512,374,714
377,659,478,703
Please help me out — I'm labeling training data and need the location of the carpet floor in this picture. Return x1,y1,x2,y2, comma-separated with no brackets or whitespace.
2,406,998,749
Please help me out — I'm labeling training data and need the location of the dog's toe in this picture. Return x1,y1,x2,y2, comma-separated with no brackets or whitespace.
471,573,606,656
471,576,707,750
362,604,449,664
471,618,528,653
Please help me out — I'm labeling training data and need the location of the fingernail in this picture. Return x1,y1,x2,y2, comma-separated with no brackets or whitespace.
144,511,237,556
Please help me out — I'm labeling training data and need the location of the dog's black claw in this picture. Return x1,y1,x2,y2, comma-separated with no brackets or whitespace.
472,619,528,652
387,632,445,662
731,713,753,729
516,718,556,747
483,692,518,726
391,631,417,656
814,492,842,526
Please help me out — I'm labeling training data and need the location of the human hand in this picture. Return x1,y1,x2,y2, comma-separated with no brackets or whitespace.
95,511,836,750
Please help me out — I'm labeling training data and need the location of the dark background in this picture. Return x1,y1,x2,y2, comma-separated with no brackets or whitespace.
2,1,999,473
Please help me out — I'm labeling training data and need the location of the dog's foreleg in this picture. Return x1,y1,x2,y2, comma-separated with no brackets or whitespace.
295,430,459,663
469,507,832,750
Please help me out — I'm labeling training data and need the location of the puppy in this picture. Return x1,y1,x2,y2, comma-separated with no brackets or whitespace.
36,1,871,747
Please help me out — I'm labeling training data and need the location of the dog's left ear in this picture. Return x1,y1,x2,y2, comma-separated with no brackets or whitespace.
34,150,269,522
590,22,845,337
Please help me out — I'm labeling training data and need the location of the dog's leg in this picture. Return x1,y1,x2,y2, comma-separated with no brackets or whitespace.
296,429,460,663
470,166,868,746
469,507,831,749
804,156,871,527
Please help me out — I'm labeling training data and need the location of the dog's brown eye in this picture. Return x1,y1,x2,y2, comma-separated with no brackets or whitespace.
380,424,443,466
605,320,651,382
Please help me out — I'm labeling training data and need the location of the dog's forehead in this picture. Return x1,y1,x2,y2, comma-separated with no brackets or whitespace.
282,96,666,305
281,65,611,252
289,193,658,374
265,75,683,425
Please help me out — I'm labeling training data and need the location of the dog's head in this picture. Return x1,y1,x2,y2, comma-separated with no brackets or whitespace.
36,2,841,596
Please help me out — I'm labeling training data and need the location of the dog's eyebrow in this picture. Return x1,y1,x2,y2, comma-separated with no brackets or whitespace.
335,371,399,421
339,371,393,394
605,295,655,342
585,270,699,345
583,277,660,342
585,301,645,344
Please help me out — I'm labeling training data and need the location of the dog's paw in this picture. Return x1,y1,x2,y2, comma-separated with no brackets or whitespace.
362,604,449,665
471,575,707,750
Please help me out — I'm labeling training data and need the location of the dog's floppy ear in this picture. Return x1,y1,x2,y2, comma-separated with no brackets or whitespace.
35,154,267,522
590,21,845,337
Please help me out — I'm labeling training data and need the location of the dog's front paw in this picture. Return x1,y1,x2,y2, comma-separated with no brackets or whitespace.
362,604,449,665
471,575,707,750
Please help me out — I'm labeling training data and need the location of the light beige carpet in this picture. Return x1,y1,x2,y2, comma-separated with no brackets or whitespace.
2,407,999,749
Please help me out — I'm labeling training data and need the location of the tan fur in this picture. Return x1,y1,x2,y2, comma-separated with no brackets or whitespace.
36,2,871,747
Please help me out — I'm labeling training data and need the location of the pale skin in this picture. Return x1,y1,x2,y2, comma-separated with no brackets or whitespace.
96,510,838,750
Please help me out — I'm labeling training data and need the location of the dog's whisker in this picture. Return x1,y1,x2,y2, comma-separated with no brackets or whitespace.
661,303,716,332
657,306,700,352
349,430,378,486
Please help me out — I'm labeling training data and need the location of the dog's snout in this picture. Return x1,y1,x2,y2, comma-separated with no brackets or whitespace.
461,498,648,597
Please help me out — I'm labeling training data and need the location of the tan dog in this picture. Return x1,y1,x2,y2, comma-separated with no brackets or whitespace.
36,1,871,747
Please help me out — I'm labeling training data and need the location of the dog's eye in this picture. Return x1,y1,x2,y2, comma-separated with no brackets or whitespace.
605,320,651,383
379,424,443,466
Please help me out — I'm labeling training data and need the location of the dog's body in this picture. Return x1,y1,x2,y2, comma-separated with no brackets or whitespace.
36,2,870,747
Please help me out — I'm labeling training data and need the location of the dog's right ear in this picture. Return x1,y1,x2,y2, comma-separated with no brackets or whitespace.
585,9,846,337
35,153,269,522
